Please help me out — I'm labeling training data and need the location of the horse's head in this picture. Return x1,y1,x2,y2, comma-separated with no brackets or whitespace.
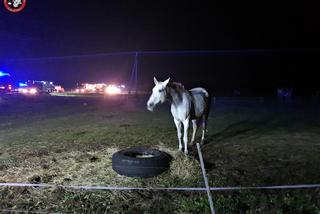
147,77,170,111
13,0,22,8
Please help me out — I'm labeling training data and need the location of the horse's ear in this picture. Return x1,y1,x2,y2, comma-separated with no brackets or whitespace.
164,77,170,86
154,77,159,85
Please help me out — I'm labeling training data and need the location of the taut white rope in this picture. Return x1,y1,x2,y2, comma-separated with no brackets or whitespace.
196,142,216,214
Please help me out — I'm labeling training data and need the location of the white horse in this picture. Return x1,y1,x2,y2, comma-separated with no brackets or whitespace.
13,0,22,8
147,77,211,154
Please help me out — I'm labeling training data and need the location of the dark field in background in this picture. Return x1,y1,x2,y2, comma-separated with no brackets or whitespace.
4,51,320,96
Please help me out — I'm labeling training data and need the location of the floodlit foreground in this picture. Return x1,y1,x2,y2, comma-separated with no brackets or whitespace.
0,96,320,213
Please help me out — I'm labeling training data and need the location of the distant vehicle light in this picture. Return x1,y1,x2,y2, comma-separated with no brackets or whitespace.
105,85,121,95
19,87,37,95
29,88,37,94
21,89,28,94
54,85,64,93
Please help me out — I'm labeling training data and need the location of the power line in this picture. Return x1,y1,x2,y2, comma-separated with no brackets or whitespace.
4,48,319,62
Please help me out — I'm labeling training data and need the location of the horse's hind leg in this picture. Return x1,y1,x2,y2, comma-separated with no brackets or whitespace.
174,119,183,152
191,119,197,145
201,115,207,145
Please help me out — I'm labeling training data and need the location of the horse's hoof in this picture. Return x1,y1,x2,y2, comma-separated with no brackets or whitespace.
184,150,188,155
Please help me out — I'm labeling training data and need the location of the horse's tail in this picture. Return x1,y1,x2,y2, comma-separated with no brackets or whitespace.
205,91,211,122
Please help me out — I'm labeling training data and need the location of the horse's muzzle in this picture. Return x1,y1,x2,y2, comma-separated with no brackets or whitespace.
147,102,154,111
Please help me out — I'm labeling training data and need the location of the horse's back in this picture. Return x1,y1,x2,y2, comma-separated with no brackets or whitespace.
189,87,210,118
189,87,209,97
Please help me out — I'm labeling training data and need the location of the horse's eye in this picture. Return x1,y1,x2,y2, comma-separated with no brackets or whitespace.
159,89,163,92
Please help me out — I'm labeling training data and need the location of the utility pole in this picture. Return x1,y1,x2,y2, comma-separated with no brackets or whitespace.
129,52,139,94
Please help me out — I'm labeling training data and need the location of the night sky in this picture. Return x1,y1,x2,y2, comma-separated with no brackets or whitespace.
0,1,319,94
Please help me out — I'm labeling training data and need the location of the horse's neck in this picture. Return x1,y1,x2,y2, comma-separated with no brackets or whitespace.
166,86,186,106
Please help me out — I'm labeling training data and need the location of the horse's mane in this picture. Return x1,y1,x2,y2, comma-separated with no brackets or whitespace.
168,82,185,91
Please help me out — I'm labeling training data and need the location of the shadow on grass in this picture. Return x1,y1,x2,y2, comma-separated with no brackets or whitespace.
186,119,272,171
204,119,271,145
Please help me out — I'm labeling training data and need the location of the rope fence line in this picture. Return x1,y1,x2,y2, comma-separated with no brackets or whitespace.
1,183,320,192
212,184,320,191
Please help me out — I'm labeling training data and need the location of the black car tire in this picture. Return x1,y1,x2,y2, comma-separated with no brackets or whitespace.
112,147,172,178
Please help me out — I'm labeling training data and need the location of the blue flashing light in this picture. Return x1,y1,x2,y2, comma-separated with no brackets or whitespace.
0,71,10,77
19,82,28,87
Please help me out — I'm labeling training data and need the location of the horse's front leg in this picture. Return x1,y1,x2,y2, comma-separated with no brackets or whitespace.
174,119,183,152
182,117,190,154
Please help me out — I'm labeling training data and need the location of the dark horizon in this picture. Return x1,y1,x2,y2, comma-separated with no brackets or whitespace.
1,49,320,96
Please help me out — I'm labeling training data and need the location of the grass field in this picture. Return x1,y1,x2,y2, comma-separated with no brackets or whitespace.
0,95,320,213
